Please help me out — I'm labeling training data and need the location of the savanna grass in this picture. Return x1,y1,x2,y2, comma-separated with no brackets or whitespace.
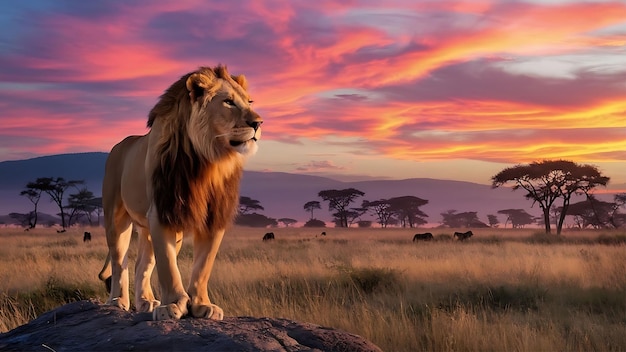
1,226,626,351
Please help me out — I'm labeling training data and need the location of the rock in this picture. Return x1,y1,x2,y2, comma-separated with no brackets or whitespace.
0,300,382,351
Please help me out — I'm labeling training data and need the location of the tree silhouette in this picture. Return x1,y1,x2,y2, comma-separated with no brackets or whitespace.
440,210,488,228
20,183,43,228
362,199,394,228
318,188,365,227
487,214,499,228
492,160,609,235
611,193,626,228
239,196,264,214
497,209,535,228
387,196,428,228
278,218,298,227
66,188,98,226
564,197,615,229
303,201,321,220
235,213,277,228
32,177,84,229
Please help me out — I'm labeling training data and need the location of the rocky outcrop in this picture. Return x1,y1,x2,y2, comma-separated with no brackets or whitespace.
0,300,382,351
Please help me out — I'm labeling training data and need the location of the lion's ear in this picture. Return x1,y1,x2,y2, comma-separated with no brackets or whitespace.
186,73,215,102
232,74,248,90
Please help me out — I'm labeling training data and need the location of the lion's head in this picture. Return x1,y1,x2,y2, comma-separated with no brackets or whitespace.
148,65,262,164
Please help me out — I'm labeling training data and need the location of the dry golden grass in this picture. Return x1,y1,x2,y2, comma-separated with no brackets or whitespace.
1,226,626,351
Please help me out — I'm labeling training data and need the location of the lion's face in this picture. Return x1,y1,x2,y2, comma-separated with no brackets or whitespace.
186,70,263,161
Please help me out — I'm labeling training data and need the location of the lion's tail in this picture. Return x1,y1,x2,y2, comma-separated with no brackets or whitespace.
98,254,112,293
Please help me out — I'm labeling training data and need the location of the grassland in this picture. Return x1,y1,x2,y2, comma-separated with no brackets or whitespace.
1,226,626,351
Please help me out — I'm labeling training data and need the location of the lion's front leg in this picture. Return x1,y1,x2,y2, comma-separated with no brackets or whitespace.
134,228,160,312
105,221,134,311
149,213,189,320
187,228,226,320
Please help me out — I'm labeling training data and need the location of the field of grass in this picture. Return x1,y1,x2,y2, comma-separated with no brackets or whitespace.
1,226,626,351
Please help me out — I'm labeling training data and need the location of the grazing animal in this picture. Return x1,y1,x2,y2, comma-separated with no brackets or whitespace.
262,232,275,241
413,232,434,242
454,231,474,241
83,231,92,242
97,65,262,321
320,231,326,236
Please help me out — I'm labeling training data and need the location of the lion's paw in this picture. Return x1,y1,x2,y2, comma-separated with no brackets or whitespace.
107,297,130,311
152,303,185,320
137,299,161,313
190,304,224,320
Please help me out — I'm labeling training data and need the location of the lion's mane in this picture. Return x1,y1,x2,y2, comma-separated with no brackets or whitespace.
148,66,247,234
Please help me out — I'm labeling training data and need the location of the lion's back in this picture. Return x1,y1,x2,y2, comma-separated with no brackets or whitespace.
103,135,150,221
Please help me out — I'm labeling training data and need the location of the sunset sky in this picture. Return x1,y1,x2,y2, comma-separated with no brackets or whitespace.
1,1,625,186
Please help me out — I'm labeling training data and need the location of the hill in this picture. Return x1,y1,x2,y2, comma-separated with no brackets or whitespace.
1,153,622,226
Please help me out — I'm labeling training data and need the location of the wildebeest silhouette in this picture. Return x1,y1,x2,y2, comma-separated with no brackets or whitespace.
320,231,326,236
83,231,92,242
454,230,474,241
413,232,434,242
262,232,275,241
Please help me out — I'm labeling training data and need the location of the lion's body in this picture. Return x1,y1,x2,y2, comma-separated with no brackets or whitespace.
98,66,262,320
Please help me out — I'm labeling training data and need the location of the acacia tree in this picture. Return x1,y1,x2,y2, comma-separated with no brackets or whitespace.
497,209,535,228
440,210,488,228
278,218,298,227
34,177,84,230
362,199,394,228
487,214,499,228
239,196,264,214
492,160,609,235
610,193,626,228
318,188,365,227
66,188,98,226
565,197,616,229
387,196,428,228
303,201,321,220
20,183,43,228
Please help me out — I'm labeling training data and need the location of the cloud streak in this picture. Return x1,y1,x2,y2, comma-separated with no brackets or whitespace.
0,0,624,182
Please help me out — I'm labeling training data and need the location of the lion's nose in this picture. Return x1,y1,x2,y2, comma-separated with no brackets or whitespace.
247,120,262,131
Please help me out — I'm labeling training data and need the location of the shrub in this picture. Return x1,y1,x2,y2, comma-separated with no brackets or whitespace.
339,267,403,294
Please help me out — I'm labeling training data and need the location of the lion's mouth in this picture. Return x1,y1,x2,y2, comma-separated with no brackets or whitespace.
229,137,257,147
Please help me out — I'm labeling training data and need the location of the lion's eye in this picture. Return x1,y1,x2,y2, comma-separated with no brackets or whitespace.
224,99,236,107
248,100,254,105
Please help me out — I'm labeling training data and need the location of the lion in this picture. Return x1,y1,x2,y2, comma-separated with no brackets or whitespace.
98,65,262,321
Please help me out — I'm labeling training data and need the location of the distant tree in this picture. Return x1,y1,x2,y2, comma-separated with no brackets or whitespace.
239,196,264,214
235,213,277,227
492,160,609,235
9,212,33,228
303,219,326,228
440,210,488,228
318,188,365,227
362,199,394,228
357,220,372,228
278,218,298,227
565,197,615,229
335,207,367,227
303,201,321,220
20,183,43,228
497,209,535,228
609,193,626,228
33,177,84,230
387,196,428,228
66,188,97,226
487,214,500,228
